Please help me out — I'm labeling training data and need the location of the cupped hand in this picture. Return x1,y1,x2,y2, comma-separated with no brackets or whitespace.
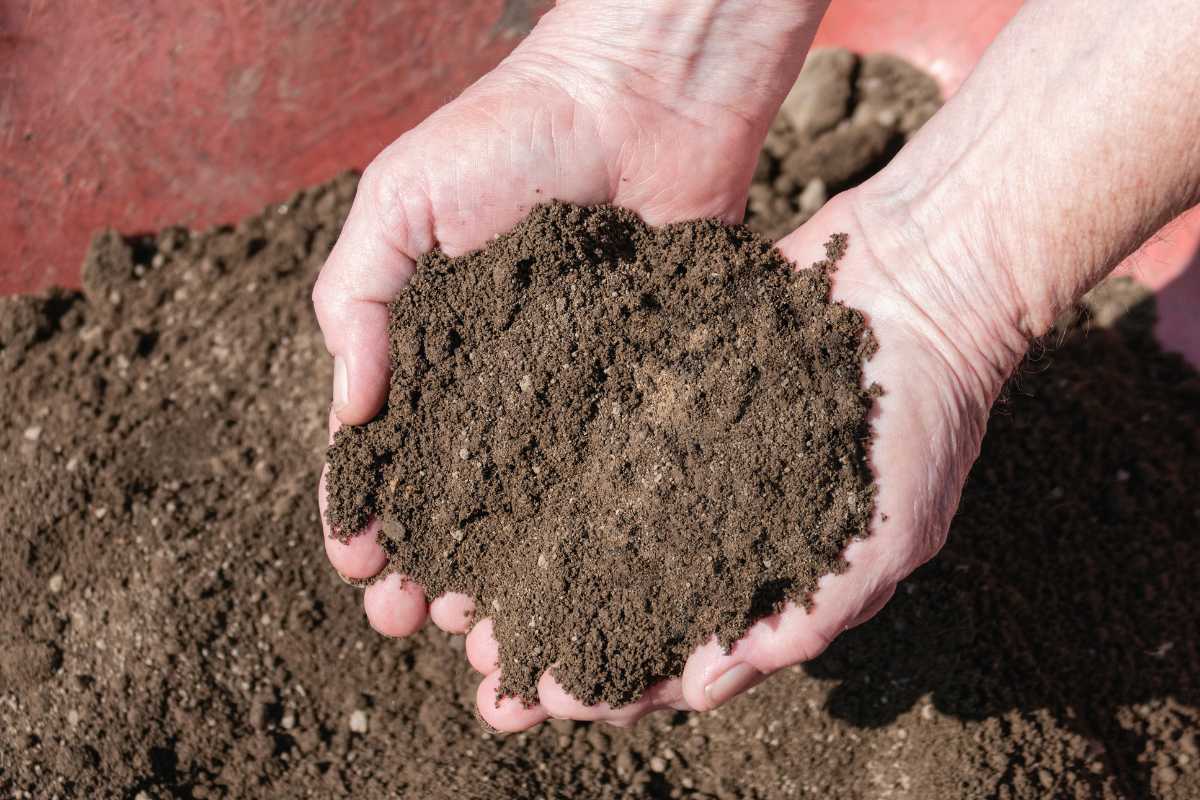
313,2,832,729
458,183,1023,731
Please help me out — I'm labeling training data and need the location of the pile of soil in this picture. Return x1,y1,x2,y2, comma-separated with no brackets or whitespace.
2,52,1197,800
324,205,876,706
747,49,940,240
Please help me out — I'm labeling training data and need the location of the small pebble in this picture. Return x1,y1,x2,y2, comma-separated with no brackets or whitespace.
519,374,534,393
349,709,368,734
48,574,64,594
459,447,469,461
650,756,667,773
23,426,42,442
281,713,296,730
67,709,80,726
537,553,548,569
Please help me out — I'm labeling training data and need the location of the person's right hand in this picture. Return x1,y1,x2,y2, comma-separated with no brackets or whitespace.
312,0,828,728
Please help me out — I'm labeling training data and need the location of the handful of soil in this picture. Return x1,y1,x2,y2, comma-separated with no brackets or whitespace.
324,203,877,706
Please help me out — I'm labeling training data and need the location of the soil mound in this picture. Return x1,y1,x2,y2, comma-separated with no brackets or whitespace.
325,205,876,706
2,51,1196,800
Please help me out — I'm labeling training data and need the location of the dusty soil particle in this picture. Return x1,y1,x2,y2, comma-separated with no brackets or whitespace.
325,204,877,706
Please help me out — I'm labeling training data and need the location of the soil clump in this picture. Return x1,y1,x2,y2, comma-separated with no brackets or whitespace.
324,206,876,707
748,49,940,240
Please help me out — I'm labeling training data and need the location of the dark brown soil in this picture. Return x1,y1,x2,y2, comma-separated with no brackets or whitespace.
2,52,1198,800
324,205,875,707
747,49,941,240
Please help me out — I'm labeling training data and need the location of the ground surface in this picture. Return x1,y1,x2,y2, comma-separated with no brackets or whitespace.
2,54,1199,800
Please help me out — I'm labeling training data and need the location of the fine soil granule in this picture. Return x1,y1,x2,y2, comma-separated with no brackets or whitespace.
324,206,876,707
1,51,1197,799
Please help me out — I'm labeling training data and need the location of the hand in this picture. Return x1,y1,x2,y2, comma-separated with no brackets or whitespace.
470,183,1023,729
312,1,831,729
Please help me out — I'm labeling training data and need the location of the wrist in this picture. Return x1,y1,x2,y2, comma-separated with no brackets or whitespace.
845,169,1032,406
517,0,828,138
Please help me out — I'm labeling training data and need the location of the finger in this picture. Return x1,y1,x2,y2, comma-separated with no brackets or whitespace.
363,573,429,638
681,542,898,710
318,467,387,579
475,670,549,732
680,634,771,712
429,592,476,634
464,617,500,674
536,672,689,724
312,166,417,426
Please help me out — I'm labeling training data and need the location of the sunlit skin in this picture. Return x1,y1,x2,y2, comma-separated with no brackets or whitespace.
314,0,1200,731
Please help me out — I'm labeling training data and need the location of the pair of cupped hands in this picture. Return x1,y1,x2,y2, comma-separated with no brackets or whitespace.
313,4,1022,731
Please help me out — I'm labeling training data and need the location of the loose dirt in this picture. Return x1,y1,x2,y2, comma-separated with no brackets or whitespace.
324,205,875,707
748,49,940,241
1,50,1197,799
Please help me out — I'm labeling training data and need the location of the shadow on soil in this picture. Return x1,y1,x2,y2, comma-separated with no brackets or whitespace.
804,284,1200,797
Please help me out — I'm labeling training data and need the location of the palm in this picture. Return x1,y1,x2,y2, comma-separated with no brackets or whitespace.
355,55,764,264
316,32,1001,727
455,190,1000,729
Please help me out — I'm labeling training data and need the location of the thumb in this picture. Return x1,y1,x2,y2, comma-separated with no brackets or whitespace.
312,169,418,425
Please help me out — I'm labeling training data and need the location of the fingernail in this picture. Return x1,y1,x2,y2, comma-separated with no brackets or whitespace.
704,663,763,709
333,356,349,411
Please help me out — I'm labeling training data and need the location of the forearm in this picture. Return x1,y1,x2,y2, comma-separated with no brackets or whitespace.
868,0,1200,360
515,0,830,137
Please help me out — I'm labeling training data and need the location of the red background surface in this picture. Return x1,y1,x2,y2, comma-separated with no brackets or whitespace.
1,0,1195,297
0,0,548,294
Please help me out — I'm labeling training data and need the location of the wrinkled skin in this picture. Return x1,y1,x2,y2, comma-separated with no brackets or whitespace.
312,10,1019,730
317,0,1200,731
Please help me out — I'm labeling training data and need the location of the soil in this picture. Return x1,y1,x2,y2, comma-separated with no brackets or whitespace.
2,51,1198,800
747,49,941,241
324,205,875,707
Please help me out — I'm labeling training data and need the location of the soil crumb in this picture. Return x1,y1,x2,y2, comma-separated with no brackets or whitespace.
324,206,876,706
3,52,1197,800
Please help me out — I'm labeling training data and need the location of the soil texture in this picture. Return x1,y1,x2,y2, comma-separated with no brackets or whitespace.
324,205,876,707
747,48,941,240
1,52,1198,800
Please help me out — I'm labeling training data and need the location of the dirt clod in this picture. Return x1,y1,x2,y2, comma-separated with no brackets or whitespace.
749,48,941,240
325,206,877,707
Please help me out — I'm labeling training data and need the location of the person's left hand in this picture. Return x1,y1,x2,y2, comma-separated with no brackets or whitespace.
456,181,1025,730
